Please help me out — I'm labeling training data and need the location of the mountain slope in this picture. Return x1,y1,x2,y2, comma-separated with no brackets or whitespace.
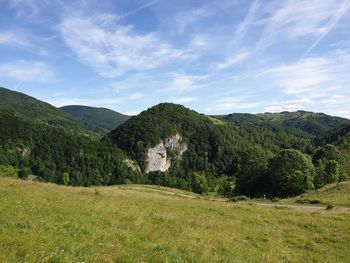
60,105,130,131
0,87,104,136
217,111,350,138
0,111,140,185
106,103,313,178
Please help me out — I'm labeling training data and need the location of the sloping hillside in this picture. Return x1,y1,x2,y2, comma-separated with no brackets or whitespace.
217,111,350,138
0,112,139,185
60,105,130,131
287,181,350,207
106,104,314,187
0,87,104,136
0,177,349,263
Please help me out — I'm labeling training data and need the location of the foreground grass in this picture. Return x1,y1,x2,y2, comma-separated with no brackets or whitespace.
1,178,350,262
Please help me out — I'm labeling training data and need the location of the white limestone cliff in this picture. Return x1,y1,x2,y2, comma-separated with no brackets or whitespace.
145,133,187,173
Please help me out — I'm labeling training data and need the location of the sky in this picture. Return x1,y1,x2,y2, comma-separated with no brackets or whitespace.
0,0,350,117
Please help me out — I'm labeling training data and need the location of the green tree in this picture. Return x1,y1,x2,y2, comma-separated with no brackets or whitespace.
271,149,315,197
313,145,344,187
236,146,272,196
191,172,209,194
62,172,70,185
217,176,236,197
324,160,340,184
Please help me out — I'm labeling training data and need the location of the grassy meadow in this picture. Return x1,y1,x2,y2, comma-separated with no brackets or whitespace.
1,177,350,263
285,181,350,207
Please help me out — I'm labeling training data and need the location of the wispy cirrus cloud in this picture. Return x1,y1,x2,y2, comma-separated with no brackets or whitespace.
167,73,208,93
0,30,30,46
216,50,250,70
262,50,350,95
167,96,197,104
0,60,58,83
0,30,49,55
48,91,144,108
257,0,348,49
59,14,194,77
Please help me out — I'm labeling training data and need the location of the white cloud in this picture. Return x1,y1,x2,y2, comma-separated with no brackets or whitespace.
257,0,347,48
216,51,250,70
0,30,48,55
168,97,197,104
264,98,312,112
168,73,208,93
0,31,30,46
128,92,143,100
59,15,193,77
215,96,261,112
302,0,350,57
229,0,260,51
0,60,58,83
263,51,350,95
49,91,143,108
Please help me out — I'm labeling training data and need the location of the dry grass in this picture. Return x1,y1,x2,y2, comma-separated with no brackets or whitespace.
1,177,350,263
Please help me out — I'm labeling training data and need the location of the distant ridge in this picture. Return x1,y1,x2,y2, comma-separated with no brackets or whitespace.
0,87,104,136
60,105,130,131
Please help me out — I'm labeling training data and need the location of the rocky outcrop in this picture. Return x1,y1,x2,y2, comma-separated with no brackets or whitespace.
145,133,187,173
123,159,141,173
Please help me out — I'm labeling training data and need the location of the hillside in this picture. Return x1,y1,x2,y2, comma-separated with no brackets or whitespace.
106,103,316,193
217,111,350,138
1,177,349,263
0,112,140,185
286,181,350,207
0,87,104,136
60,105,130,131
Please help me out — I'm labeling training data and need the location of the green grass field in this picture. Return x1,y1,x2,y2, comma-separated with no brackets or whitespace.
1,178,350,263
285,181,350,207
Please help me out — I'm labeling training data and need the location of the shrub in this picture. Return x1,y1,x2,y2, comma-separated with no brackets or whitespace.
18,167,31,179
295,199,322,204
326,204,334,210
229,195,250,202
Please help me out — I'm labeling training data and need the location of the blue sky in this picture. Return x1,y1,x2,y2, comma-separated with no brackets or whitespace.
0,0,350,117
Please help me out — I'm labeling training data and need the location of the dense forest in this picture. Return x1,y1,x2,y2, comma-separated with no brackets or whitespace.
60,105,130,132
0,87,105,136
1,87,349,198
0,112,142,186
108,103,349,197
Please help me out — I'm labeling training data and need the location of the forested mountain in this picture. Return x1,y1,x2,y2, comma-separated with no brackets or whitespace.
1,88,349,197
0,112,141,186
217,111,350,138
106,103,338,195
60,105,130,131
0,87,104,136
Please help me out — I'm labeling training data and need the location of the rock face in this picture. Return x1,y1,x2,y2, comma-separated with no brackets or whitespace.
123,159,141,173
145,133,187,173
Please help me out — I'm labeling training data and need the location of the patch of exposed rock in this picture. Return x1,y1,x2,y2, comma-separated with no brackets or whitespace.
123,159,141,173
145,133,187,173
